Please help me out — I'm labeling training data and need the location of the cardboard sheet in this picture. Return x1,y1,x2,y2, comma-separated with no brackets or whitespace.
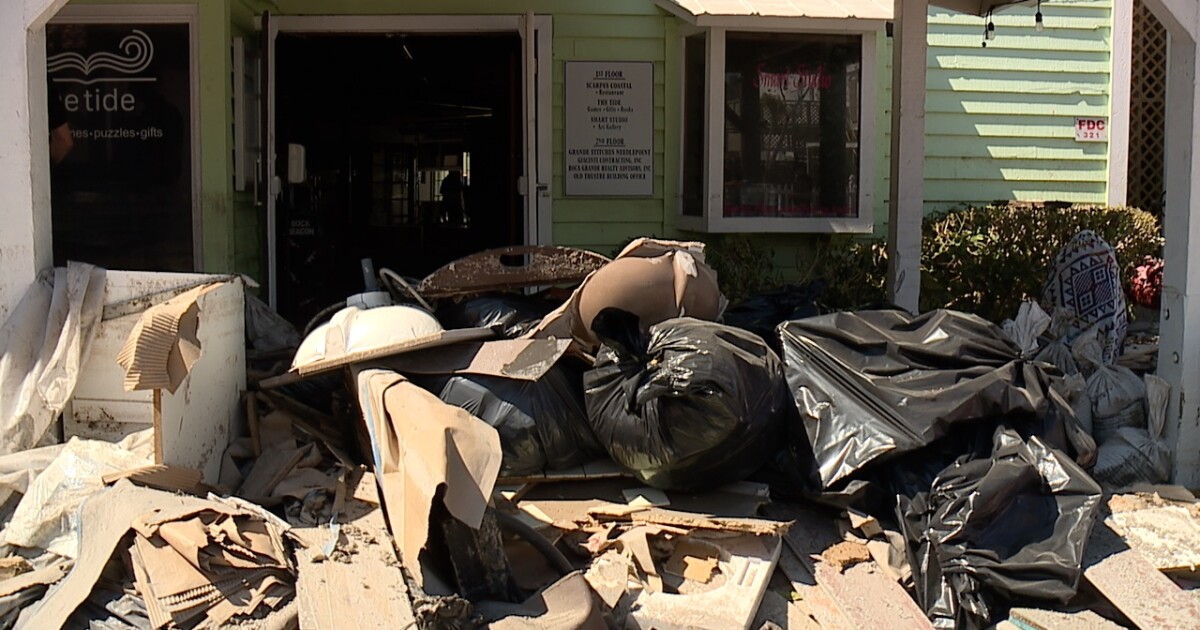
374,338,572,381
101,465,206,495
525,237,723,350
127,495,293,629
295,328,493,377
354,368,502,588
0,561,68,599
116,283,221,394
16,481,215,630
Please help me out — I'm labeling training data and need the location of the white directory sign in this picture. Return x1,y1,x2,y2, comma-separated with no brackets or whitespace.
1075,117,1108,142
565,61,654,196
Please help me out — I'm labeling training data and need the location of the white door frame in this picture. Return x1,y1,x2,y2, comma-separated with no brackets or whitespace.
260,14,553,309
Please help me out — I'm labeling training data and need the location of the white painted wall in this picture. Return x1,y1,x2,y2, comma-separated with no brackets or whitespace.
0,0,69,324
1142,0,1200,486
1109,0,1133,207
887,0,928,313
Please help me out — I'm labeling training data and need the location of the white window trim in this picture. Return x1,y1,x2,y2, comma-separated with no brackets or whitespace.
677,23,881,234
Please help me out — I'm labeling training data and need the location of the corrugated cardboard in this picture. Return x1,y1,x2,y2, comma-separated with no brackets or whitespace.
116,283,221,394
354,368,502,588
16,481,216,630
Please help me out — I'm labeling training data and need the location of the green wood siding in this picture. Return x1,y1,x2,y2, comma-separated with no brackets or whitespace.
61,0,1121,287
255,0,673,258
921,0,1115,211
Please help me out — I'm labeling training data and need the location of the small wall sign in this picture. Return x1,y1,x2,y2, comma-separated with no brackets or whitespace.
1075,117,1108,142
564,61,654,196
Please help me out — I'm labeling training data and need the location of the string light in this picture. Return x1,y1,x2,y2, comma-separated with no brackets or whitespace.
1036,0,1044,31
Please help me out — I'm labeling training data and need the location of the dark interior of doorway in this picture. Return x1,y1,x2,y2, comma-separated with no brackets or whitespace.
275,32,523,324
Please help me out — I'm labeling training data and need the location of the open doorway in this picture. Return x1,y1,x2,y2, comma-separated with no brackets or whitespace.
274,32,523,322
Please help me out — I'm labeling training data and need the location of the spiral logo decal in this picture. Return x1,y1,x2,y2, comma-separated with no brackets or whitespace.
49,29,154,78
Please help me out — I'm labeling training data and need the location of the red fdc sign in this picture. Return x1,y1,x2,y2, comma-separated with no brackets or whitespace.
1075,117,1108,142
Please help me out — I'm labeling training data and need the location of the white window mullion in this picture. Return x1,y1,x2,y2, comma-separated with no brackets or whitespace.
706,28,726,231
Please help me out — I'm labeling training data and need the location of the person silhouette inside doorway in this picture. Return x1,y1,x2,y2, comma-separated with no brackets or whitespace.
439,169,466,225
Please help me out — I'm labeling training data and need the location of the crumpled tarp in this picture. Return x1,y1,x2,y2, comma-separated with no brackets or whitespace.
3,433,153,558
0,443,65,519
0,262,106,455
898,427,1102,630
778,309,1096,494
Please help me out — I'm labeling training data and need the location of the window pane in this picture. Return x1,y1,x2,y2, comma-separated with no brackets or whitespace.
723,32,861,219
682,34,706,217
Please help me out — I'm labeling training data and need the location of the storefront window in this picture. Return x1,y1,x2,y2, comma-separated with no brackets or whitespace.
722,33,860,219
47,21,195,271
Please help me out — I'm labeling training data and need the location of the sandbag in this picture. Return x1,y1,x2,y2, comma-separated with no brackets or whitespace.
1001,300,1051,359
1042,230,1127,364
1053,373,1093,437
1075,328,1145,443
1034,308,1080,376
779,310,1096,492
1093,374,1172,487
416,358,603,477
898,427,1102,630
584,311,790,490
436,293,559,339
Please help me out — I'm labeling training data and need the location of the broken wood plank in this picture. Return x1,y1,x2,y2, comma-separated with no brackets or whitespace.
102,464,207,495
1007,607,1124,630
1082,520,1200,630
236,446,305,501
751,588,823,630
766,503,934,630
496,457,627,485
295,489,416,630
1107,505,1200,572
631,508,789,536
773,546,854,630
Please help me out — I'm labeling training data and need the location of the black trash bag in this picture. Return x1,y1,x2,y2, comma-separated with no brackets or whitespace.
897,427,1102,630
584,309,792,490
435,293,559,339
722,283,824,351
779,309,1096,493
414,357,604,477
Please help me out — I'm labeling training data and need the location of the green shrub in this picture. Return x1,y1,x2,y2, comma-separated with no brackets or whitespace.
609,233,782,303
813,204,1163,322
704,233,783,303
800,234,887,308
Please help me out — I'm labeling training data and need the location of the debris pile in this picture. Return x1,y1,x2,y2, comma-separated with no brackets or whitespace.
0,236,1196,630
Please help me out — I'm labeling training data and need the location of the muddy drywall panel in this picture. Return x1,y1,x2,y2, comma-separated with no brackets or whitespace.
69,271,245,483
